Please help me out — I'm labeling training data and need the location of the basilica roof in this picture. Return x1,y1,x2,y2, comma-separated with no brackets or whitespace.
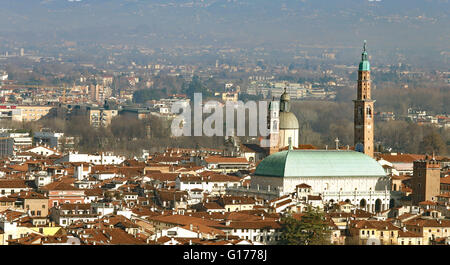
254,150,386,178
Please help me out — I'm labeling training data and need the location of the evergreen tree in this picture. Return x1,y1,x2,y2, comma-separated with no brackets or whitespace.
186,75,211,99
279,206,331,245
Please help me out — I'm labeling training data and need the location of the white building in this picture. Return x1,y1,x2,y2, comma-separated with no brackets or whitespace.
25,146,60,157
55,152,125,165
34,172,53,188
175,174,242,196
33,131,73,151
231,150,392,213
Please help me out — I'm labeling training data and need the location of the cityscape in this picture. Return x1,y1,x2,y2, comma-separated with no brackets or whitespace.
0,0,449,250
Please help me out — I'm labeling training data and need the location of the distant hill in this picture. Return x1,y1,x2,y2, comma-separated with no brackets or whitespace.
0,0,449,52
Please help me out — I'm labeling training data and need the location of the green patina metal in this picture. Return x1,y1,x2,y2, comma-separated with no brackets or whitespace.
254,150,386,178
359,40,370,71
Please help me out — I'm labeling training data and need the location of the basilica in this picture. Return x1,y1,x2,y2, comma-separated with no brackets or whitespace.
240,42,392,213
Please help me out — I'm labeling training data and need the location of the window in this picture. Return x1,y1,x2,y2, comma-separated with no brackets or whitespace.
167,231,177,236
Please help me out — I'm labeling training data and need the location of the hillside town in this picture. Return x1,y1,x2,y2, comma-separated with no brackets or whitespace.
0,43,449,246
0,2,448,249
0,138,449,245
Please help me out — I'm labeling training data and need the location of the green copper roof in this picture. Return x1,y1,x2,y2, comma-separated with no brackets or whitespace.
359,60,370,71
255,150,386,178
359,41,370,71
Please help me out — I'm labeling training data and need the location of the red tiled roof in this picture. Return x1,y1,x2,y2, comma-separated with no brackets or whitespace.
0,180,28,189
296,183,311,188
224,220,281,229
204,156,249,164
441,176,450,184
405,218,450,228
40,181,80,191
398,230,422,238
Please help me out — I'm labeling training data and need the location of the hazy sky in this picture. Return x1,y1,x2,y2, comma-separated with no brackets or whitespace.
1,0,449,65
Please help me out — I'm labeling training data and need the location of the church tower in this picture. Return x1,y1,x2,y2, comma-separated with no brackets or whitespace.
354,41,374,157
268,99,280,154
265,88,299,155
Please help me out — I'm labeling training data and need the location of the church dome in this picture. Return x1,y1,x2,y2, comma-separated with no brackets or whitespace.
280,91,290,101
279,111,299,129
254,150,386,178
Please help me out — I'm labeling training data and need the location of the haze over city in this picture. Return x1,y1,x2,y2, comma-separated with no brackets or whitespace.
0,0,448,251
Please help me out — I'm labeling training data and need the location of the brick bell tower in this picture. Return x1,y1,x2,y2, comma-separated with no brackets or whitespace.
354,41,374,157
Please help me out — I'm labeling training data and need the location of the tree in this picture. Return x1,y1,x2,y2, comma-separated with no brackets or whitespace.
132,88,166,103
185,75,211,99
420,130,447,155
279,207,331,245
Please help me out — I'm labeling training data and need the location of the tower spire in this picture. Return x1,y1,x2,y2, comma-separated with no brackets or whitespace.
359,40,370,71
